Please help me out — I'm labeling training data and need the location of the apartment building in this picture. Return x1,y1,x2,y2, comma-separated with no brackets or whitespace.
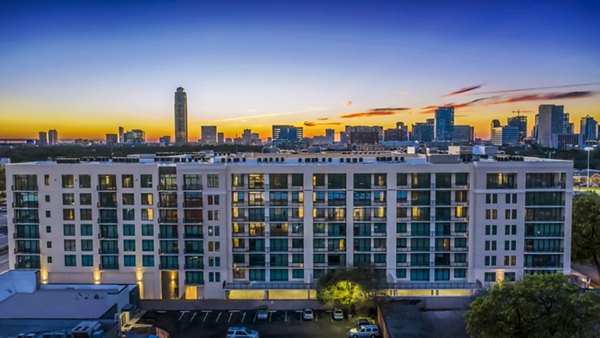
6,152,572,300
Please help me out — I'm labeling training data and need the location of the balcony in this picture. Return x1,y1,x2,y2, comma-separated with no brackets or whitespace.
184,248,203,254
98,217,118,224
224,282,316,290
396,262,409,267
184,232,203,239
99,248,119,254
13,232,40,239
159,248,179,254
233,247,248,252
12,202,39,208
14,247,40,254
159,217,179,224
158,184,178,190
159,264,179,270
13,217,39,224
99,263,119,270
98,233,118,239
452,262,468,267
96,185,117,191
452,247,468,252
158,202,178,208
372,247,387,252
159,232,178,239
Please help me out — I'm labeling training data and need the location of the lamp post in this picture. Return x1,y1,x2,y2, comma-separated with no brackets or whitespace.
585,147,593,189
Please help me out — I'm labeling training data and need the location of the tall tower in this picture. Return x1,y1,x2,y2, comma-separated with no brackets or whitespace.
174,87,188,143
434,106,454,142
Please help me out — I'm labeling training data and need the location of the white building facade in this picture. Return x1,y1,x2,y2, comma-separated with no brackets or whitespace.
6,153,572,300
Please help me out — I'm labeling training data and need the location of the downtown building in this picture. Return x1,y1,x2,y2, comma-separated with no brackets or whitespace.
6,151,572,300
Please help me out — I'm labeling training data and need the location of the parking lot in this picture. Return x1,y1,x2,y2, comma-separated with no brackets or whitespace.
138,309,365,338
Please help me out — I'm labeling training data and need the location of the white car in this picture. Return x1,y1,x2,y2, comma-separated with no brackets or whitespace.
302,308,314,320
226,326,260,338
332,308,344,320
348,324,380,338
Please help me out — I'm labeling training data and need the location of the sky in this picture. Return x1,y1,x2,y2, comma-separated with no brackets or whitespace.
0,0,599,141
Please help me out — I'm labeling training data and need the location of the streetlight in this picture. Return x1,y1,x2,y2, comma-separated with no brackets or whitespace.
585,147,593,189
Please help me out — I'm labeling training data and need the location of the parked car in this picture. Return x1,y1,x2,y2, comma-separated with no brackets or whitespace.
256,306,268,320
227,327,260,338
332,308,344,320
347,324,380,338
302,308,314,320
356,318,371,327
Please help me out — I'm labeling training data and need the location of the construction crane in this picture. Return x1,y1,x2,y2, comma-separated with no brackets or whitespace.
511,110,532,116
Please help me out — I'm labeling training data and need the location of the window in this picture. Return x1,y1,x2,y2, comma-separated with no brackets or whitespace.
484,272,496,282
79,175,91,188
142,240,154,251
140,175,153,188
184,174,202,190
208,195,220,205
63,209,75,221
396,223,407,233
80,224,92,236
82,255,93,267
484,256,497,266
208,241,221,252
485,209,497,220
80,193,92,205
354,174,371,189
141,193,153,205
47,241,52,248
207,174,219,188
64,239,76,251
124,239,136,251
141,208,154,221
123,224,135,236
124,255,136,267
209,272,221,283
292,174,303,187
62,175,74,188
486,193,498,204
410,269,429,281
486,173,516,189
454,269,467,278
123,208,135,221
62,193,75,205
397,173,408,186
206,210,218,221
81,240,93,251
80,209,92,221
142,255,154,267
64,255,76,266
142,224,154,236
63,224,75,236
122,194,134,205
505,272,516,282
122,175,134,188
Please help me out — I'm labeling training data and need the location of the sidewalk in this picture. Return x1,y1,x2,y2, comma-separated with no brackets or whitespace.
140,299,324,311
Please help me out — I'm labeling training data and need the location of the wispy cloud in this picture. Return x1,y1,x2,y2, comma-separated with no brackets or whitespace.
341,111,396,118
444,85,482,97
219,107,327,122
304,121,342,127
317,117,329,121
340,107,410,119
470,83,600,95
420,90,595,114
497,91,595,103
342,101,353,107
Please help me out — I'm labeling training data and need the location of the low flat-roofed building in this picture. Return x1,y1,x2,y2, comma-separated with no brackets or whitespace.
0,270,138,337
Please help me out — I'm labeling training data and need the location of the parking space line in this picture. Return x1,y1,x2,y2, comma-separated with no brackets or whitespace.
315,312,318,322
269,311,273,322
284,311,287,322
228,312,233,323
190,312,197,322
241,312,246,323
215,312,222,323
178,311,189,321
253,312,257,322
201,310,211,322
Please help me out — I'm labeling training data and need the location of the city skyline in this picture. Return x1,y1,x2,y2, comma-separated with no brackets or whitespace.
0,1,599,140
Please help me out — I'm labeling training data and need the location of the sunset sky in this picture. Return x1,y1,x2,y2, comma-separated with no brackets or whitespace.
0,1,599,141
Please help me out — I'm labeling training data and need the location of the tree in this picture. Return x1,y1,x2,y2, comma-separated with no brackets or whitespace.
316,266,385,313
465,274,600,338
572,192,600,274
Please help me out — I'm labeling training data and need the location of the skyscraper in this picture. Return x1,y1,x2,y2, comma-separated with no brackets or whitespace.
507,115,528,142
201,126,217,145
434,107,454,142
38,131,47,146
580,115,597,142
118,126,124,144
412,119,434,143
48,129,58,145
325,129,335,143
535,104,564,148
174,87,188,143
272,125,303,145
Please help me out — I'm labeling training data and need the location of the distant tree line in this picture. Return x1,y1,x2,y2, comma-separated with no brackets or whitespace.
0,144,263,163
